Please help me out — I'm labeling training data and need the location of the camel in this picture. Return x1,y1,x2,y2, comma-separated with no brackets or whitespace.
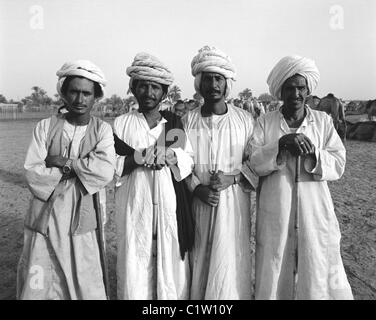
366,99,376,121
318,93,346,141
346,120,376,142
305,95,321,110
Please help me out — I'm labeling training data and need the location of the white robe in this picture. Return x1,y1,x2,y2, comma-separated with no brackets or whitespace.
114,111,194,300
183,104,254,300
17,118,115,300
246,107,353,300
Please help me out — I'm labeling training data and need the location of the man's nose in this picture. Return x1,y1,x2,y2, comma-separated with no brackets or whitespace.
209,78,218,87
75,92,84,104
146,85,153,96
292,88,300,97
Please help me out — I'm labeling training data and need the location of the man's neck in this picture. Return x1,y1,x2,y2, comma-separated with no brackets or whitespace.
282,105,306,127
66,113,90,126
140,108,162,129
202,99,227,117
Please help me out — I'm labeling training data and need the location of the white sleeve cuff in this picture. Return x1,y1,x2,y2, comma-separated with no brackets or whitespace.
169,147,193,182
185,173,201,193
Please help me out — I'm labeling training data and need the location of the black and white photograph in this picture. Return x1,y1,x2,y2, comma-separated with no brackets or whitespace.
0,0,375,305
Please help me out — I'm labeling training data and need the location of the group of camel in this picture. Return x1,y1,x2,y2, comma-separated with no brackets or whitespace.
308,94,376,142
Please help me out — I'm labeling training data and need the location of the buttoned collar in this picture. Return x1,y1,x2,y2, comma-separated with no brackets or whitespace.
278,105,315,134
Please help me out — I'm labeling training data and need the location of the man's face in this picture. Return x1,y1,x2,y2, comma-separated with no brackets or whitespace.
174,103,186,117
64,77,96,116
200,72,227,103
133,80,165,111
280,74,309,111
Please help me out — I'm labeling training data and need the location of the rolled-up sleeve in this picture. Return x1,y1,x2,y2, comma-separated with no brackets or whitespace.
72,122,116,194
24,118,62,201
169,131,194,181
245,117,286,179
305,117,345,181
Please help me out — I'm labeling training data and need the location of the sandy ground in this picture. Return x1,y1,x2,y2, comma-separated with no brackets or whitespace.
0,118,375,300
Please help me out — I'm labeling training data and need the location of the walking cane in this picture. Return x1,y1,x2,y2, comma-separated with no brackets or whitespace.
292,155,301,300
93,192,110,300
203,117,219,295
152,155,159,300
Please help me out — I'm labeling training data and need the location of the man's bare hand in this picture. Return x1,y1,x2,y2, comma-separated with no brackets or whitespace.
279,133,316,156
194,185,220,207
45,155,68,168
209,170,234,191
164,148,178,167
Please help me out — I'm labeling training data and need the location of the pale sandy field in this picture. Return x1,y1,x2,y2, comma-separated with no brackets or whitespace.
0,118,375,300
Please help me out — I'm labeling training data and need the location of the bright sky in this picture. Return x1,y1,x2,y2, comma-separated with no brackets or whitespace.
0,0,375,101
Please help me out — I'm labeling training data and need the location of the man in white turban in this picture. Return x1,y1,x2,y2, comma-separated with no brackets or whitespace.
183,46,255,299
17,60,116,299
113,53,194,299
55,60,107,113
244,55,353,299
191,45,236,100
267,55,320,100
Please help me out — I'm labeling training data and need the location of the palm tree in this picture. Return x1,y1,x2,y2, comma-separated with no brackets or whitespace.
193,92,204,106
103,94,125,115
167,85,182,103
258,93,274,103
27,86,52,109
123,95,138,112
0,94,7,103
238,88,253,101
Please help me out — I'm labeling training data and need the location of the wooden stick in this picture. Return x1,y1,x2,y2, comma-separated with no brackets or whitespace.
93,192,110,300
292,155,301,300
208,117,218,244
152,159,159,300
203,116,219,295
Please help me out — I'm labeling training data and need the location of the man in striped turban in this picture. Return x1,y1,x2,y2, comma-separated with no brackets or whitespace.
183,46,255,299
113,52,194,300
245,55,353,299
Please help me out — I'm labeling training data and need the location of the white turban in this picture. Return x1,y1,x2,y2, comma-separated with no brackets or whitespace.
267,55,320,100
191,46,236,98
126,52,174,90
56,60,107,100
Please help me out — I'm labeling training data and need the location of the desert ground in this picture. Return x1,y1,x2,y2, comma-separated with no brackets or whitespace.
0,118,375,300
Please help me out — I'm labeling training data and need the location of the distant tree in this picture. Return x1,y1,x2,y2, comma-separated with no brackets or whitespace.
54,93,63,105
238,88,253,101
0,94,7,103
258,93,274,103
193,92,204,106
193,92,201,101
21,97,32,106
103,94,125,115
123,95,138,113
23,86,53,109
167,85,182,103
